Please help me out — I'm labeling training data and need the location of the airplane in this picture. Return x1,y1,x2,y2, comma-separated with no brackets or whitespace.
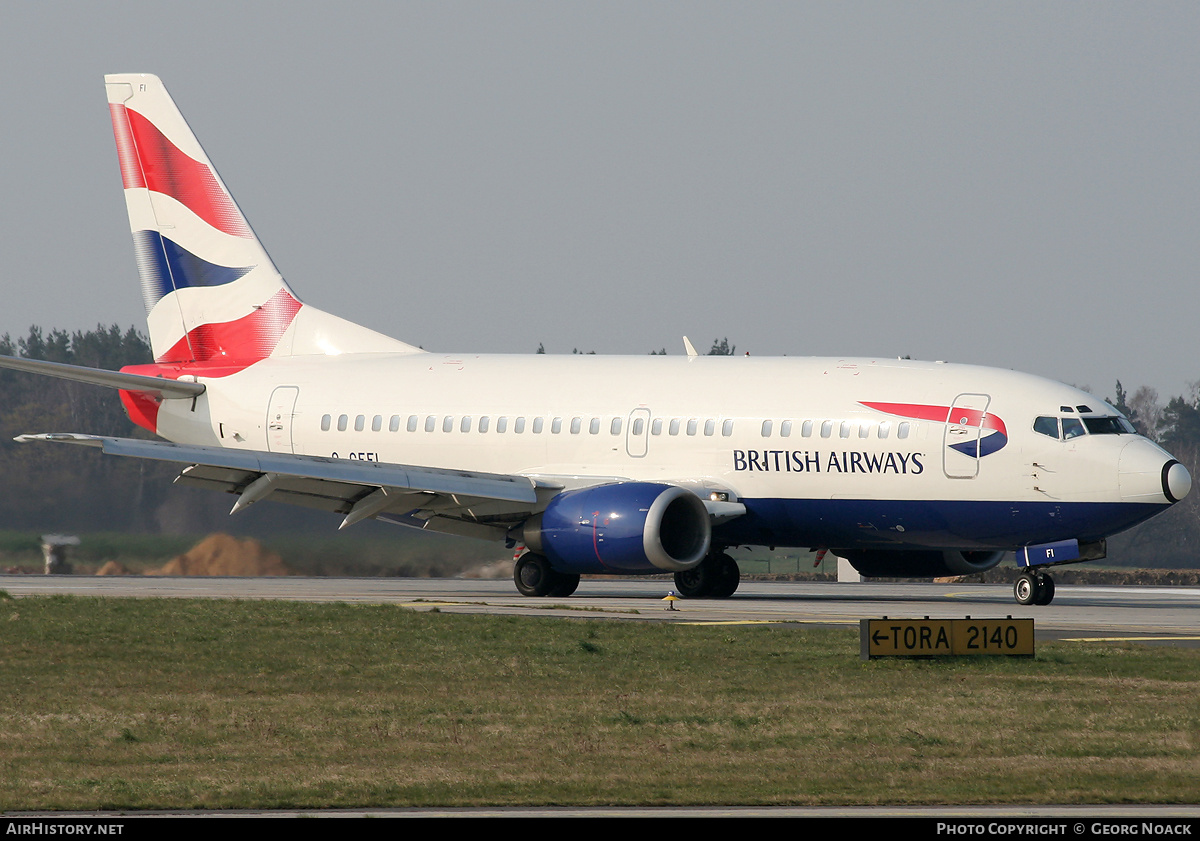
0,73,1190,606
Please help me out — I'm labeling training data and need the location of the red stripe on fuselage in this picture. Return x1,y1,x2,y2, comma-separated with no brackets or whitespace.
860,401,1007,436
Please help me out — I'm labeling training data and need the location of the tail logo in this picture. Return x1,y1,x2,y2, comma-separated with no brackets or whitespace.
860,401,1009,458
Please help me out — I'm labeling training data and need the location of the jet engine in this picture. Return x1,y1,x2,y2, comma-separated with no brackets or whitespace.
522,482,710,575
839,548,1005,578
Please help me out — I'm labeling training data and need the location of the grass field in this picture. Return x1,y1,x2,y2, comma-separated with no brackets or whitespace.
2,592,1199,810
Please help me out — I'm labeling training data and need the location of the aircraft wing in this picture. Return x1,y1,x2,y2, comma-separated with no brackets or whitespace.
0,354,205,399
16,433,557,539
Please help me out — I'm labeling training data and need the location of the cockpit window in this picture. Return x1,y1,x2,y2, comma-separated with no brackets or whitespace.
1034,416,1059,438
1083,416,1135,435
1062,417,1085,439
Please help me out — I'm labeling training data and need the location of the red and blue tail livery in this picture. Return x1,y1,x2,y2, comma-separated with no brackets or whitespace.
1,73,1191,607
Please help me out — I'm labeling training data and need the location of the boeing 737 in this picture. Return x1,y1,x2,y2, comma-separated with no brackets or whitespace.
2,74,1190,605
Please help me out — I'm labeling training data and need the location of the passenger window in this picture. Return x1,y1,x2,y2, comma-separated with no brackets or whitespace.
497,417,509,433
761,420,773,437
820,420,833,438
651,418,663,435
839,421,851,438
897,422,909,439
407,415,418,432
589,418,600,434
704,419,715,436
610,418,622,435
669,418,681,436
515,417,526,433
389,415,401,432
355,415,365,432
1033,416,1059,439
372,415,382,432
686,419,699,436
461,416,472,433
479,416,490,433
533,417,544,434
780,420,792,437
337,414,348,432
802,420,813,437
321,414,331,431
878,421,890,439
722,419,734,437
570,417,581,434
859,423,870,439
443,416,455,433
552,417,562,434
424,416,436,432
632,418,644,436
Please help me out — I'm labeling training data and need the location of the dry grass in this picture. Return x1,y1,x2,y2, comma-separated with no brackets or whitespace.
1,594,1199,809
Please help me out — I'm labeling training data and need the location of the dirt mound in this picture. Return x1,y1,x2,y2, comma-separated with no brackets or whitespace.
149,533,291,577
96,560,133,576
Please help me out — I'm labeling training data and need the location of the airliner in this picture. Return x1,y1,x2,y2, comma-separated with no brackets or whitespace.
1,74,1190,606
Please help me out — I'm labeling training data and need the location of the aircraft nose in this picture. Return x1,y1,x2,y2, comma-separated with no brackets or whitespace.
1119,438,1192,504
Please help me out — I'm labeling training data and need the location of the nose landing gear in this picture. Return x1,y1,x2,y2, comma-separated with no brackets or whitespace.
1014,570,1055,606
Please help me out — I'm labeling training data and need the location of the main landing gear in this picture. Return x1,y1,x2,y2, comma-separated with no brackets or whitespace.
513,552,580,597
1013,570,1055,606
673,551,740,598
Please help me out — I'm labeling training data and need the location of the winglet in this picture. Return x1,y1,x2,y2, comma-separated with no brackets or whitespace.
682,336,698,357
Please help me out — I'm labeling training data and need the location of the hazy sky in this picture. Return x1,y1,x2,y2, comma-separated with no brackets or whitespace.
1,2,1197,402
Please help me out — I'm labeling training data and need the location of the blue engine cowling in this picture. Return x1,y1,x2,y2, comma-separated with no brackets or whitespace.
840,549,1005,578
522,483,711,575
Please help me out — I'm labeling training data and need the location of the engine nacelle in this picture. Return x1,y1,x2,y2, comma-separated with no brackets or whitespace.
840,548,1005,578
523,483,710,575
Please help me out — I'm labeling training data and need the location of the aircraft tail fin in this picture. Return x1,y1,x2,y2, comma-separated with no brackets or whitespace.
104,74,419,365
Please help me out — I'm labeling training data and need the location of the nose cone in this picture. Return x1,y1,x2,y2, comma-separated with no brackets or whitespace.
1120,438,1191,504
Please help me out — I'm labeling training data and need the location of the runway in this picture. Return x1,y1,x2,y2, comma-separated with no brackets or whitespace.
3,575,1199,643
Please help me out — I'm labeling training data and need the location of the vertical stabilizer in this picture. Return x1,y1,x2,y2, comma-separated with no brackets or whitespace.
105,74,418,365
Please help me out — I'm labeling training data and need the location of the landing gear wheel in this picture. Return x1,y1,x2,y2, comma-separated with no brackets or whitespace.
548,574,580,597
514,553,556,597
1034,572,1055,606
1014,573,1037,606
709,553,741,598
674,563,711,598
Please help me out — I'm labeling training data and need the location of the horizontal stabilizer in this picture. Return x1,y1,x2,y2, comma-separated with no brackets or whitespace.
0,354,204,398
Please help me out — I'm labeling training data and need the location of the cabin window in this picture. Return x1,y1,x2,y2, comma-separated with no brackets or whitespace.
424,416,436,432
407,415,418,432
337,414,348,432
479,416,490,433
780,420,792,437
704,419,716,436
497,417,509,433
632,418,644,436
669,418,681,435
686,419,699,436
761,420,772,437
878,421,890,439
552,417,562,434
372,415,382,432
515,417,526,434
533,417,544,434
610,418,622,435
321,414,331,431
651,418,663,435
897,422,910,439
802,420,813,437
839,421,851,438
589,418,601,434
858,423,870,439
722,419,734,437
461,416,472,433
355,415,366,432
389,415,401,432
820,420,833,438
442,416,454,433
570,417,581,434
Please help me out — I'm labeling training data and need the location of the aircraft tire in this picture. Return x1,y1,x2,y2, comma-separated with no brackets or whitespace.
709,553,740,598
1034,573,1055,606
673,563,712,598
549,573,580,597
514,552,556,597
1014,573,1038,606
